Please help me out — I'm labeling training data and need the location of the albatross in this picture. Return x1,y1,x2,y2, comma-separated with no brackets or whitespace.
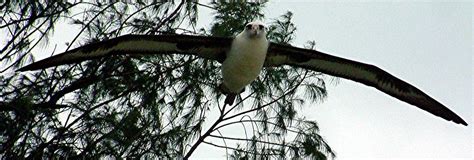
220,21,269,105
18,21,468,126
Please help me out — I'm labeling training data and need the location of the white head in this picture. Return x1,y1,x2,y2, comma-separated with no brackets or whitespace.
243,21,266,39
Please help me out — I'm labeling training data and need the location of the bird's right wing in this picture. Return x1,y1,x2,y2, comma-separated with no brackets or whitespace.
18,34,233,71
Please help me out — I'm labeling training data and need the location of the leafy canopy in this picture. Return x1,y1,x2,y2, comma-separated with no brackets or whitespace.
0,1,335,159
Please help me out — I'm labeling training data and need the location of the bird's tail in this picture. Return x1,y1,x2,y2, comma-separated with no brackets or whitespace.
219,83,236,106
224,94,236,106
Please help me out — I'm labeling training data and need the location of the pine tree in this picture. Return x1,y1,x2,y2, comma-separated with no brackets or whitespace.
0,1,335,159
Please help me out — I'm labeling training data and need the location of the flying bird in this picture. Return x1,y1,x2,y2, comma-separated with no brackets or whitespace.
18,22,467,126
220,21,269,105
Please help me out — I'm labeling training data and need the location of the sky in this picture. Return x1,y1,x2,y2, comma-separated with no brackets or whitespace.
4,1,471,160
193,1,472,160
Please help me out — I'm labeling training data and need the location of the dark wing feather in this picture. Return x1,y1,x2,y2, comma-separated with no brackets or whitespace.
266,43,467,126
18,34,232,71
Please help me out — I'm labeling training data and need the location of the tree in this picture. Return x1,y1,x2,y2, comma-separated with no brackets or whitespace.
0,1,335,159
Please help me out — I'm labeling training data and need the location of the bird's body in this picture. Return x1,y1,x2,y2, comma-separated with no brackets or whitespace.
220,21,269,105
222,33,268,92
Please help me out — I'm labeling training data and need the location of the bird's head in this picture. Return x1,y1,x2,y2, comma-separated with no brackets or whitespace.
243,21,266,39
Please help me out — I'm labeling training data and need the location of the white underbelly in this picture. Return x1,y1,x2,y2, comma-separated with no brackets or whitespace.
222,39,268,93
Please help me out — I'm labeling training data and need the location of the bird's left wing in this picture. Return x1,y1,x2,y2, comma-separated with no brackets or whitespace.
265,43,467,126
18,34,232,71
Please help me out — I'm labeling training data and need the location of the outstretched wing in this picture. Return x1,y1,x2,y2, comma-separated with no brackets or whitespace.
18,34,232,71
19,34,467,126
266,43,467,126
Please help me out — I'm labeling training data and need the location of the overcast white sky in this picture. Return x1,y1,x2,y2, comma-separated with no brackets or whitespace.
6,1,471,160
193,1,472,160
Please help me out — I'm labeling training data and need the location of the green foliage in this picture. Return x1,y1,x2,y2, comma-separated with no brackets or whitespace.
0,1,335,159
210,2,265,37
0,1,76,73
267,11,297,45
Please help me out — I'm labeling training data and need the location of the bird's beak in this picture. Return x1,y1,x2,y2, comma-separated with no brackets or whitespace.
253,30,259,37
250,26,259,38
253,26,260,36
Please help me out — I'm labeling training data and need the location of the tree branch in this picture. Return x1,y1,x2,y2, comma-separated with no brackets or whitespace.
209,134,290,148
222,72,306,121
183,104,226,159
202,141,280,156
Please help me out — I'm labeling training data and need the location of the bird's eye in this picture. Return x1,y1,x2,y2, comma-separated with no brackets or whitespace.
258,24,264,30
246,24,252,30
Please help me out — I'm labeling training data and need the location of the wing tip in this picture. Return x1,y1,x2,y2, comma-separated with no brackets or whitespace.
17,61,47,71
445,112,468,126
17,65,34,72
444,108,468,126
454,119,468,126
